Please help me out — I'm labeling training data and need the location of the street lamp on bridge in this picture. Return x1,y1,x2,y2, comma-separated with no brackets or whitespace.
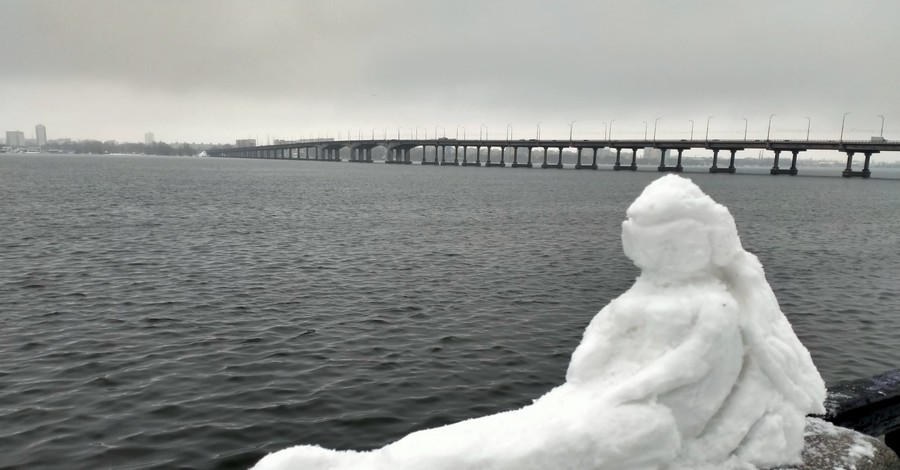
536,122,542,140
457,125,465,140
879,115,885,138
804,117,810,141
688,120,694,140
435,125,445,139
840,112,850,142
742,118,748,140
609,120,615,140
766,114,776,141
480,124,488,141
568,121,577,146
416,126,427,140
601,122,607,140
705,116,714,141
506,123,513,142
653,118,661,142
642,121,648,140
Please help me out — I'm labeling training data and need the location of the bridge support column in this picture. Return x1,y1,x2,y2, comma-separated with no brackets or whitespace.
677,149,684,171
628,149,638,170
556,147,564,168
541,147,549,168
403,148,411,164
710,149,720,170
589,148,599,169
842,151,873,178
512,147,518,166
526,147,534,167
422,145,438,165
770,150,794,175
658,148,681,172
613,148,623,170
789,150,800,175
499,147,506,167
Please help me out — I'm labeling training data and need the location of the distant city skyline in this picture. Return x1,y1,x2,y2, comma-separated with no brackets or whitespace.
1,0,899,161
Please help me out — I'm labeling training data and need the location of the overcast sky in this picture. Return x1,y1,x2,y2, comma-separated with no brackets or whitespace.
2,0,898,149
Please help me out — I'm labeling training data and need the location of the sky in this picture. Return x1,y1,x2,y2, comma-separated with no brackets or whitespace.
2,0,899,154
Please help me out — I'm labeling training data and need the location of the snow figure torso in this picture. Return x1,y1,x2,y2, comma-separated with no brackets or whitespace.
251,175,826,470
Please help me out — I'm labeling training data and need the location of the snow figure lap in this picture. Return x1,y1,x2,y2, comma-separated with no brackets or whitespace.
251,174,826,470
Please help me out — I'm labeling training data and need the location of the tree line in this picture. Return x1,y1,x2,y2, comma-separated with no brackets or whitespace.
48,140,199,156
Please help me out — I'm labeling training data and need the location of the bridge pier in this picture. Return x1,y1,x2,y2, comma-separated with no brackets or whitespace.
421,145,437,165
842,151,873,178
540,147,550,168
710,149,737,173
497,146,507,167
581,147,598,170
657,148,682,172
512,147,532,168
556,147,564,168
575,147,593,169
461,145,478,166
627,148,638,170
445,146,459,165
770,150,796,175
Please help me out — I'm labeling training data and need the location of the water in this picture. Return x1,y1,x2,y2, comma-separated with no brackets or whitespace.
1,154,898,469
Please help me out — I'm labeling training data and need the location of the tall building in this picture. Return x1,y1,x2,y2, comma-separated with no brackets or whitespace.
35,124,47,147
5,131,25,148
145,132,155,145
236,139,256,147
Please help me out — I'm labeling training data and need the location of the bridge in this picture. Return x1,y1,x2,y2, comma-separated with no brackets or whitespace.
206,138,900,178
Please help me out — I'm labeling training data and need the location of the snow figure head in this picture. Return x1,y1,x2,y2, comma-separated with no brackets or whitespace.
622,174,741,279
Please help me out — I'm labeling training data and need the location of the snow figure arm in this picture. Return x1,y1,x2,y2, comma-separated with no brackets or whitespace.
603,295,739,406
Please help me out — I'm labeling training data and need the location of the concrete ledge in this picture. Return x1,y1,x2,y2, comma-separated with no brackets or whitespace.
775,418,900,470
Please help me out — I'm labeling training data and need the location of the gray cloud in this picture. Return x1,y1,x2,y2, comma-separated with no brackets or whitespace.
1,0,898,148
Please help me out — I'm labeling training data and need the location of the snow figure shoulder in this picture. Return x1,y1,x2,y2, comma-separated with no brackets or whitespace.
251,174,825,470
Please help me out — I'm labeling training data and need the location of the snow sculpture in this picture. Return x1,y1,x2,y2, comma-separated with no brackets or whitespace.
252,174,826,470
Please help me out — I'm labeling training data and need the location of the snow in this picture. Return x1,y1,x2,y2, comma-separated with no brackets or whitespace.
251,174,827,470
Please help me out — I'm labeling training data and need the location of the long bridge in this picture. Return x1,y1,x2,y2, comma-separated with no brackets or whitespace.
207,138,900,178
